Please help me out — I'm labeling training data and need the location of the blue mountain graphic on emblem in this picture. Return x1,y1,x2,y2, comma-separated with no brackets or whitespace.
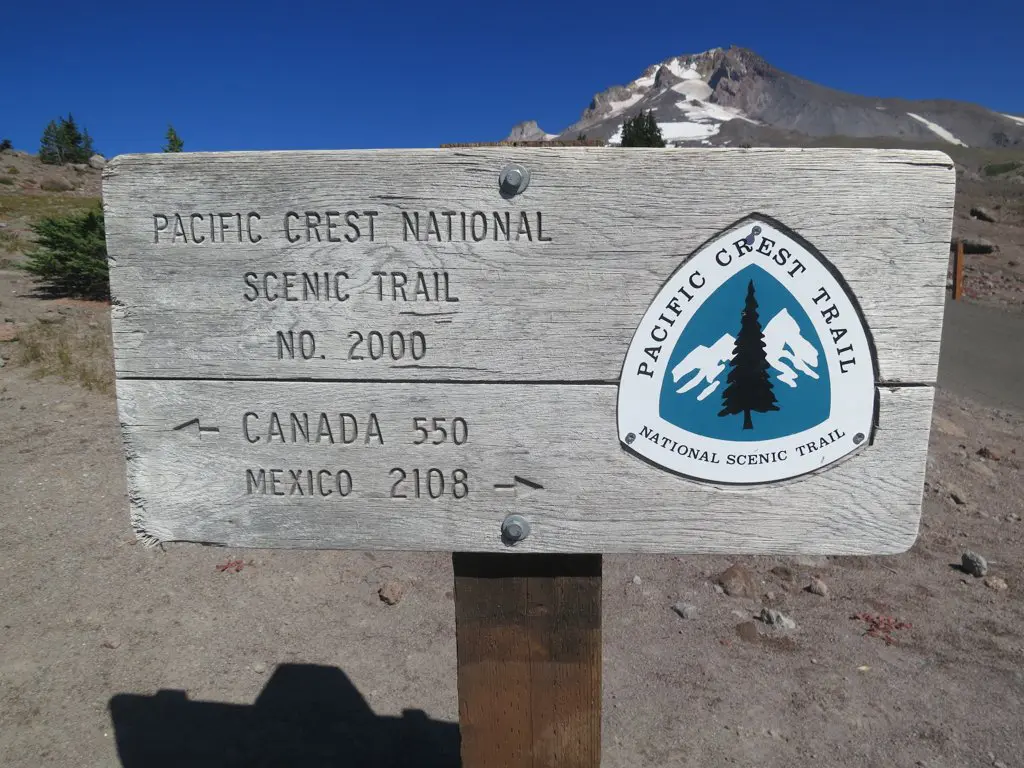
659,265,830,441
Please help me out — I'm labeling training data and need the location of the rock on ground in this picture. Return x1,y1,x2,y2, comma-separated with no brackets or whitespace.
671,602,696,620
378,580,407,605
760,608,797,630
969,206,996,222
716,564,759,597
808,577,829,597
770,565,794,582
961,550,988,577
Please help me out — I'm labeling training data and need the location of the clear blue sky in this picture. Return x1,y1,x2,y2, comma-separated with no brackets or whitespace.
2,0,1021,156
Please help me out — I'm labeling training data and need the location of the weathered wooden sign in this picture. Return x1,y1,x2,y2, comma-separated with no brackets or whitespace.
104,148,955,554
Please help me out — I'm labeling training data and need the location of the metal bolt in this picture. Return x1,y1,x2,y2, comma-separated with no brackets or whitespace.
744,225,762,246
853,432,865,444
625,432,636,445
499,164,530,197
501,514,531,544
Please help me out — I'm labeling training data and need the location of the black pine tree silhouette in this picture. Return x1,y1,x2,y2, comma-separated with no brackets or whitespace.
718,280,779,430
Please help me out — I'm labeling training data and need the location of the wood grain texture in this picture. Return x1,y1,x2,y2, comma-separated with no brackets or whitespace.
116,380,934,554
453,553,601,768
103,148,955,384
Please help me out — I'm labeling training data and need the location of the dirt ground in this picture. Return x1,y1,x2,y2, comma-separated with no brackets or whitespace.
2,150,1023,767
1,269,1023,768
953,175,1024,312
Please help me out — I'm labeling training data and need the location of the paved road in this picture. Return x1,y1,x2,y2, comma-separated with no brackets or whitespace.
938,299,1024,412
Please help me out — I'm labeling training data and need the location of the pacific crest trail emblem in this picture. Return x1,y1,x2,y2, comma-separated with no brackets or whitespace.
617,215,877,485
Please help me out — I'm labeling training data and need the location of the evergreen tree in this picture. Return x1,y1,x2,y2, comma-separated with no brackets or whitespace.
60,114,83,157
164,124,184,152
78,127,95,160
39,114,95,165
718,280,778,430
40,120,64,164
620,110,666,147
24,208,108,299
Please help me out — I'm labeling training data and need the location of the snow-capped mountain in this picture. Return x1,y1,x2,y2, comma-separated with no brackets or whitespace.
671,309,820,400
507,47,1024,149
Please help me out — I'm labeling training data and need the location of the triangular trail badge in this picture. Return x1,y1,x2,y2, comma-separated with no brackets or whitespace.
618,215,877,485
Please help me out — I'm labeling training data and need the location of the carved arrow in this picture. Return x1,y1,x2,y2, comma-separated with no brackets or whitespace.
493,476,544,493
172,418,221,437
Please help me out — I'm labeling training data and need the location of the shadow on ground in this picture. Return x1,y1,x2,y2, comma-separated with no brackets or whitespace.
109,663,460,767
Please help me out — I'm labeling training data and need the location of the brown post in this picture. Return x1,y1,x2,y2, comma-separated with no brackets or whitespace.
453,553,602,768
953,238,965,300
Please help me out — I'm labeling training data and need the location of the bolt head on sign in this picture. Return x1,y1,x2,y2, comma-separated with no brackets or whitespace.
618,215,876,484
499,163,530,197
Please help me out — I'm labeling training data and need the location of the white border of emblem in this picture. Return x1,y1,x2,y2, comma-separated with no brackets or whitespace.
617,214,877,485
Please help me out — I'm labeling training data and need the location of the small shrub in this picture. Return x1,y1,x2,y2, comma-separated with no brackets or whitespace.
0,228,24,252
0,138,12,152
7,166,19,174
24,209,108,298
15,314,114,393
0,177,13,186
982,161,1022,177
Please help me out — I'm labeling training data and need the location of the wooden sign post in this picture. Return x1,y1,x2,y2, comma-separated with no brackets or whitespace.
104,148,954,767
953,238,965,300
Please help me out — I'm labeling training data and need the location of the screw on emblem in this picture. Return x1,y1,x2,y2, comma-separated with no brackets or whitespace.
499,164,530,198
853,432,865,444
501,514,531,544
625,432,636,445
744,225,762,246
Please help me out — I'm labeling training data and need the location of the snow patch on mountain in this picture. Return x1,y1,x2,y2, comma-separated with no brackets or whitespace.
675,100,757,124
607,120,720,144
907,113,968,146
670,309,820,401
671,79,713,101
607,100,756,145
1003,113,1024,127
632,68,658,89
665,58,704,81
608,93,644,115
660,122,721,141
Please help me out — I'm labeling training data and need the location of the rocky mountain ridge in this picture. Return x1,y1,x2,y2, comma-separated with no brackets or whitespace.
508,47,1024,149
